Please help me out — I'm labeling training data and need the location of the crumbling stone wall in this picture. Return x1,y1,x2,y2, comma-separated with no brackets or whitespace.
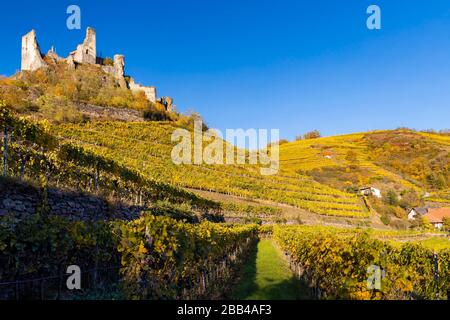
129,78,157,102
21,30,47,71
160,96,175,112
114,55,127,88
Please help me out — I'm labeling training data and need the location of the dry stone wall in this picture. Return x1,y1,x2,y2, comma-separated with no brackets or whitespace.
0,180,145,221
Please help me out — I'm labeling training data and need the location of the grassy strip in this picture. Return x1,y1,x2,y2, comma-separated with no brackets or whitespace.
232,239,311,300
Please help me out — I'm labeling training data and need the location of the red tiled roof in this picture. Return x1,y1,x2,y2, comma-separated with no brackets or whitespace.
426,208,450,224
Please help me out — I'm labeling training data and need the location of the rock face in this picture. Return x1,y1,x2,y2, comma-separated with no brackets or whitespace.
21,30,47,71
71,27,97,65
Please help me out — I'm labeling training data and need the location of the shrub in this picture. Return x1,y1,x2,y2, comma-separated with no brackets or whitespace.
380,214,391,225
303,130,321,140
103,57,114,66
383,189,398,206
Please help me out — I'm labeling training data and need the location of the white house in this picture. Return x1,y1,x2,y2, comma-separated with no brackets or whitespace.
407,207,429,220
425,208,450,229
408,207,450,229
360,187,382,199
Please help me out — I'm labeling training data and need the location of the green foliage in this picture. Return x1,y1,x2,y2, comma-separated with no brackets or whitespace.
232,239,309,299
443,217,450,232
0,212,257,299
380,214,391,226
399,189,422,209
383,189,399,206
0,213,118,288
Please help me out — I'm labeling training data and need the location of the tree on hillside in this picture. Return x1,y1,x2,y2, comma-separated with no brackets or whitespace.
442,217,450,232
418,216,433,231
302,130,321,140
383,189,398,206
345,150,358,163
399,189,422,209
427,173,447,190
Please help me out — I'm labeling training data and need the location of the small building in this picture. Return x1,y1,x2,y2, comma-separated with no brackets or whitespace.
407,207,429,220
425,208,450,229
360,187,382,199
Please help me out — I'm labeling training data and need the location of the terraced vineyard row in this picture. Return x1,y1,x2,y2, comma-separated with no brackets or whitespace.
53,122,369,217
280,131,420,190
0,108,218,212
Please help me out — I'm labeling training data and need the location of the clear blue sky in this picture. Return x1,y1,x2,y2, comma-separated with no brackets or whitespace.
0,0,449,140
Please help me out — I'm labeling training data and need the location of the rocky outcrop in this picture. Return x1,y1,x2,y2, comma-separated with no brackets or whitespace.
21,30,47,71
75,103,145,122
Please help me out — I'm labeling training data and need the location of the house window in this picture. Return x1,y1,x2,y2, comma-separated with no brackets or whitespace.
86,49,89,54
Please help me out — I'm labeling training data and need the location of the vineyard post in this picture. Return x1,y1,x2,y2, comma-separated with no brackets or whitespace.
15,280,19,301
3,126,8,177
40,279,45,300
433,252,439,300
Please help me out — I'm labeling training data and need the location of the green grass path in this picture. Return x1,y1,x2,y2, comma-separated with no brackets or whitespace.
232,239,311,300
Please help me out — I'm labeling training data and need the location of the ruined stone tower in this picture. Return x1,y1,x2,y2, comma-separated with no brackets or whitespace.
113,55,127,89
21,30,47,71
71,27,96,65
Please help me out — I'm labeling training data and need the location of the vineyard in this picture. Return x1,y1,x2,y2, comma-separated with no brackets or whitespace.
279,131,424,191
0,212,258,299
273,225,450,299
1,101,450,301
52,121,369,218
0,105,220,215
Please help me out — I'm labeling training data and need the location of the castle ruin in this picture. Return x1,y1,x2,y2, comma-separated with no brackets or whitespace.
21,27,173,109
21,30,47,71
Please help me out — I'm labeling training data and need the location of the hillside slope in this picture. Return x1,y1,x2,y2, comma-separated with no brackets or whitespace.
280,130,449,199
52,121,369,218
